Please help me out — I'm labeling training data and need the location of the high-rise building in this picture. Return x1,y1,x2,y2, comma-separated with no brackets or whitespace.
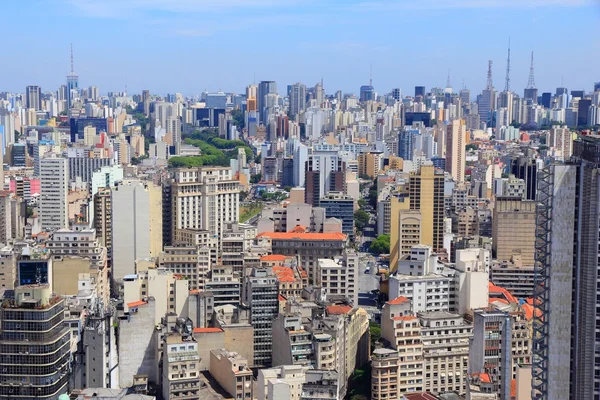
40,155,68,232
258,81,277,123
112,179,163,281
533,136,600,400
548,125,573,161
289,82,307,120
169,167,240,248
492,197,536,266
93,187,113,260
408,165,445,252
67,45,79,110
0,285,70,399
398,129,417,161
25,85,42,111
415,86,426,98
304,152,345,206
243,267,279,367
391,88,402,101
445,119,466,183
511,155,539,200
359,85,375,102
319,192,355,238
357,152,381,179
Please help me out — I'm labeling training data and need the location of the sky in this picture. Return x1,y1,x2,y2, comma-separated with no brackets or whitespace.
2,0,599,98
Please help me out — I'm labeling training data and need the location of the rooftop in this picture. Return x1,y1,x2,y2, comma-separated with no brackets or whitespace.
387,296,409,305
257,232,347,241
326,305,353,315
193,327,224,334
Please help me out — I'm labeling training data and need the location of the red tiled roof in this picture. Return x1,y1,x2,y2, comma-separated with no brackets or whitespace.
480,373,491,383
387,296,409,305
261,254,288,262
193,328,224,333
291,225,307,233
404,393,438,400
326,305,353,315
127,300,147,308
489,282,517,304
256,232,347,241
278,294,287,302
392,315,417,321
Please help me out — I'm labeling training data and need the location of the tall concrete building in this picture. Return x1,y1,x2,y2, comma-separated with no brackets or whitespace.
93,187,113,261
305,152,345,206
548,125,573,161
112,179,162,281
289,82,307,120
25,85,42,111
319,191,355,238
533,136,600,400
408,165,445,252
0,285,70,399
258,81,277,123
445,119,466,183
243,267,279,367
492,197,536,266
40,155,69,232
169,167,240,248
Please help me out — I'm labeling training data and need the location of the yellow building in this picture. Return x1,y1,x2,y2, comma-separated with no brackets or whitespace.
445,119,466,183
358,152,382,179
388,156,404,171
390,196,422,270
408,165,445,252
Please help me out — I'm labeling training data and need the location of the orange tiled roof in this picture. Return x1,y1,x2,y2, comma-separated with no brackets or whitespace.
387,296,409,305
392,315,417,321
522,303,542,321
272,266,297,283
511,379,516,398
488,282,517,304
291,225,307,233
190,289,200,294
256,232,347,241
261,254,288,262
278,294,287,302
480,373,491,383
327,305,353,315
127,300,147,308
193,327,223,333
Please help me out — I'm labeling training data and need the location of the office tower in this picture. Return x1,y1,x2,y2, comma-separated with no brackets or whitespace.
521,53,537,105
93,187,113,261
498,91,514,126
67,44,79,110
577,98,592,126
169,167,240,245
243,267,279,367
460,89,470,104
319,192,355,238
533,136,600,400
415,86,426,98
112,179,162,281
359,84,375,102
88,85,99,101
445,119,466,183
289,82,307,120
511,156,538,200
391,88,402,101
479,61,496,126
258,81,277,123
314,80,324,106
293,142,308,187
408,165,445,252
541,92,552,108
398,129,416,161
492,197,536,266
0,285,70,398
40,156,68,231
357,152,381,179
25,85,42,110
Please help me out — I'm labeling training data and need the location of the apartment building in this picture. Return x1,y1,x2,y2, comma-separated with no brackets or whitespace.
316,250,359,306
209,349,253,399
161,333,201,400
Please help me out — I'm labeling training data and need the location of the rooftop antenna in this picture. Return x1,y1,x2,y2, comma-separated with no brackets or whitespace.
70,43,74,74
527,51,536,89
504,37,511,92
369,64,373,87
446,69,452,89
486,60,494,91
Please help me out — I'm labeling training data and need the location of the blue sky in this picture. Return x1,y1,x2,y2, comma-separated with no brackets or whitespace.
2,0,599,97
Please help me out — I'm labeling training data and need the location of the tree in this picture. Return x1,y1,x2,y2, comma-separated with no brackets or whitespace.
370,321,382,348
231,109,245,129
255,154,262,164
354,210,370,232
466,144,477,151
370,234,390,255
250,174,262,184
368,188,378,209
358,199,367,209
283,186,292,192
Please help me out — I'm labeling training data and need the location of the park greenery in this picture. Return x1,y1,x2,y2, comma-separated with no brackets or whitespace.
239,202,263,223
354,210,370,232
168,129,253,168
370,234,390,255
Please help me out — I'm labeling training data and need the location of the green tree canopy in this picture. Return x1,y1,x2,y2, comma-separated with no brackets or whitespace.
354,210,370,232
370,234,390,255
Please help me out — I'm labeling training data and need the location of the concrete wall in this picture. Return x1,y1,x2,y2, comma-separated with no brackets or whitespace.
223,324,255,367
52,257,92,296
193,331,225,371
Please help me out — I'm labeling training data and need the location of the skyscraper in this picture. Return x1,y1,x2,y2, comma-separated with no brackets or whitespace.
408,165,445,252
415,86,426,98
445,119,466,183
478,61,496,127
40,155,68,232
289,82,307,120
533,136,600,400
360,85,375,102
258,81,277,123
66,44,79,111
25,85,42,111
524,51,538,104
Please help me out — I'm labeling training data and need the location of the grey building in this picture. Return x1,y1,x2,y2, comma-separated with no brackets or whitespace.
243,267,279,367
318,191,354,238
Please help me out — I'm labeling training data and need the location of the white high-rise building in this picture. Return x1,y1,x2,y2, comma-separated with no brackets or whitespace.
40,156,69,231
170,167,240,248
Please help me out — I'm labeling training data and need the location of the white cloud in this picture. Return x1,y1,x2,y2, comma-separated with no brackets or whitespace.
353,0,594,11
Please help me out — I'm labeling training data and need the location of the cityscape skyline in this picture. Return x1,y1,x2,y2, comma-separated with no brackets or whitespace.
1,0,598,95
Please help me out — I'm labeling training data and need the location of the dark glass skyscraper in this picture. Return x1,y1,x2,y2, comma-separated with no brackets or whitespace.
359,85,375,102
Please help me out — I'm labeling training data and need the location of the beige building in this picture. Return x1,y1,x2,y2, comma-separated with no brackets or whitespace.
0,247,16,289
193,327,226,371
169,167,240,248
445,119,466,183
316,250,359,306
492,197,536,265
408,165,445,253
161,334,201,400
371,348,400,400
209,349,253,399
257,365,309,400
93,187,112,260
457,206,479,237
159,245,212,291
358,152,382,179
